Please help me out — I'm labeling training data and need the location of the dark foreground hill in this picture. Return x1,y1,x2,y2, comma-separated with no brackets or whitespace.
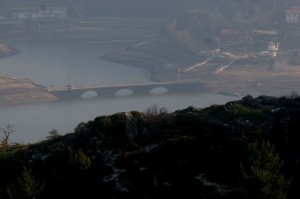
1,95,300,199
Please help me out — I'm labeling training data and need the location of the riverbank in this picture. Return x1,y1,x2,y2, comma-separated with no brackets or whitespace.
0,72,57,106
101,45,300,98
0,44,57,106
1,56,298,107
168,59,300,97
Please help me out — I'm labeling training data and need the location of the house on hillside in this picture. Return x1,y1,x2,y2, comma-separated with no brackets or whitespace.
285,6,300,23
11,6,67,20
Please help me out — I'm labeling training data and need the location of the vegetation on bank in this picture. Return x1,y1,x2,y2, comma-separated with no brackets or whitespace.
0,95,300,198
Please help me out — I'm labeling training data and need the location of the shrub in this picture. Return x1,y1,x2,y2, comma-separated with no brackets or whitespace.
17,167,45,199
225,103,263,119
68,146,91,171
242,140,291,199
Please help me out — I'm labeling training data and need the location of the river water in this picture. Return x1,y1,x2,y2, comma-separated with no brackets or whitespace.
0,41,239,143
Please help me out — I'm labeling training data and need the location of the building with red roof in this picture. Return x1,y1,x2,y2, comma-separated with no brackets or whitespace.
286,6,300,23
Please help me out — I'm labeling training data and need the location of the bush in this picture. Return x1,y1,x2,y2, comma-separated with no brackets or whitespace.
13,167,45,199
225,103,263,119
67,146,91,171
242,140,291,199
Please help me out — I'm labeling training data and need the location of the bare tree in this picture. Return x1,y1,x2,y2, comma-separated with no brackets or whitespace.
1,125,13,148
145,104,168,116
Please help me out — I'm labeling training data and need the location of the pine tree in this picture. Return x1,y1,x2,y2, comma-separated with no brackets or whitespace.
18,167,45,199
243,140,291,199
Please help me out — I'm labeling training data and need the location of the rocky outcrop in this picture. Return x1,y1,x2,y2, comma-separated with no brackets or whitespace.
125,112,138,141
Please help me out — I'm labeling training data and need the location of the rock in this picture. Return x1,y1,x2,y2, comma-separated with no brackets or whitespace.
125,112,138,141
176,106,202,113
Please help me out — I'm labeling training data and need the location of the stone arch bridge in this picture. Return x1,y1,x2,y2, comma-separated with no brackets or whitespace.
47,81,204,99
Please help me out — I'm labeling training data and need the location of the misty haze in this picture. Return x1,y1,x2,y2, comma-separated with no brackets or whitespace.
0,0,299,198
0,0,242,143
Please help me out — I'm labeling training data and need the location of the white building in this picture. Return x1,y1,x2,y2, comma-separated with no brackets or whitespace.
11,7,67,20
285,6,300,23
267,42,279,57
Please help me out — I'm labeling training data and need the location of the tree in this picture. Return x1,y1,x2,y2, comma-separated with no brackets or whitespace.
243,140,291,199
18,167,45,199
145,104,168,116
46,129,61,139
0,125,13,150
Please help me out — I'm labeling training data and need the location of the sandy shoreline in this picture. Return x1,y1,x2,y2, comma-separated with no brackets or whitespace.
0,72,57,106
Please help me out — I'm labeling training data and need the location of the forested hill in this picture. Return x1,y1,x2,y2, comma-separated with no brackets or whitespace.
1,95,300,198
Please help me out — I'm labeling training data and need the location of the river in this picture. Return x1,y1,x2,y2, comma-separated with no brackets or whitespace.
0,41,240,143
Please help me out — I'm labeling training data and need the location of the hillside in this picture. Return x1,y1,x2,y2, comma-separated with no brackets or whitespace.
0,0,295,18
1,95,300,198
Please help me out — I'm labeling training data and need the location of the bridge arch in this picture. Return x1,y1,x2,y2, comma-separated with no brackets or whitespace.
80,90,99,98
114,89,134,97
149,87,169,95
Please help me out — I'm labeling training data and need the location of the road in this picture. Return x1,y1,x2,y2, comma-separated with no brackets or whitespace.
183,55,216,72
213,59,235,74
